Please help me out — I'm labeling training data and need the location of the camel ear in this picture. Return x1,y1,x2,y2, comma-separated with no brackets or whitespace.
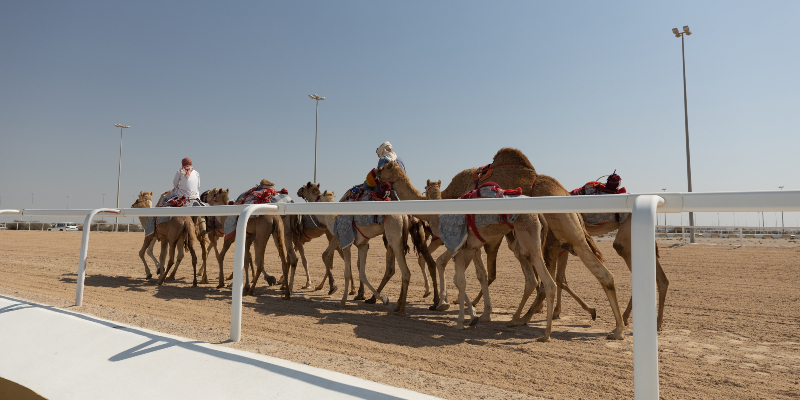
426,179,431,187
437,180,441,186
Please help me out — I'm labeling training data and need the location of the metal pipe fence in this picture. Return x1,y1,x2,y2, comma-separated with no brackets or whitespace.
3,188,800,400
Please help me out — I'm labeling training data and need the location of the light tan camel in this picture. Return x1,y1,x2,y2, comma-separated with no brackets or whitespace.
432,148,625,340
543,215,670,331
295,183,347,295
313,190,414,311
132,191,159,272
376,165,491,311
136,213,201,286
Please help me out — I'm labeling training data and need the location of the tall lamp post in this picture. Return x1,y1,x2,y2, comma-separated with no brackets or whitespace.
672,25,695,243
114,124,130,231
102,193,106,207
308,94,326,183
30,193,35,226
779,186,784,233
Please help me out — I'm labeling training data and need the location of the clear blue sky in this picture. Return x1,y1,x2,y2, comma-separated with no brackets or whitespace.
1,1,798,227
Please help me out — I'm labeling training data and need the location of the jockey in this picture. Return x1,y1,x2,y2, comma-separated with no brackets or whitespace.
173,157,201,200
375,141,405,171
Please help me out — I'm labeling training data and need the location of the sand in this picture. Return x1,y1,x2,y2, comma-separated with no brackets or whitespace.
1,231,799,399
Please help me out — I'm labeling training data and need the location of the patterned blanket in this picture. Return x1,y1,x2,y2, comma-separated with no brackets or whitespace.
570,181,629,225
223,186,294,240
438,183,523,256
144,199,207,236
333,214,387,250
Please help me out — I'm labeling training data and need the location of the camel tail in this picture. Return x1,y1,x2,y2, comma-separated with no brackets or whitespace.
290,215,304,242
402,216,410,256
583,228,605,263
274,219,287,259
655,241,661,259
409,219,424,256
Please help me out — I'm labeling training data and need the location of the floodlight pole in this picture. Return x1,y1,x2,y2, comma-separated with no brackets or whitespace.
673,26,695,243
114,124,130,231
308,94,326,183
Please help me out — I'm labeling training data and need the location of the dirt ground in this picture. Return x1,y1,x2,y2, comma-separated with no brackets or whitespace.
1,231,799,399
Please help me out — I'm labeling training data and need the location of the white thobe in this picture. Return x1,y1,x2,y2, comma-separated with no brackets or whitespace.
173,169,201,200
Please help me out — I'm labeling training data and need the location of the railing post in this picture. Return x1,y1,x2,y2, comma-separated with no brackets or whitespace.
740,227,743,247
230,204,279,342
631,195,663,399
76,208,119,306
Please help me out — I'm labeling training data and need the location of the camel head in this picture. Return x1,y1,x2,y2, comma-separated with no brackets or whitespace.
134,191,153,208
318,190,336,203
297,182,322,202
376,161,406,184
425,179,442,200
214,189,229,205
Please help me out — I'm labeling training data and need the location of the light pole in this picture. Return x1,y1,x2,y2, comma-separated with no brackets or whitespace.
672,25,695,243
102,193,106,207
114,124,130,231
308,94,326,183
662,188,667,229
779,186,784,233
30,193,35,225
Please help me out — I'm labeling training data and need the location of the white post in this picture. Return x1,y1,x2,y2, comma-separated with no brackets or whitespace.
631,195,663,400
230,203,279,342
739,227,743,247
76,208,120,306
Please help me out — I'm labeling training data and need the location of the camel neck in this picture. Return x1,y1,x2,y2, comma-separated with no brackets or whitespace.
391,174,426,201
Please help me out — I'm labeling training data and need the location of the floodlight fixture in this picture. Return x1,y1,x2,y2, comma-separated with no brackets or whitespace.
672,27,680,37
683,26,691,35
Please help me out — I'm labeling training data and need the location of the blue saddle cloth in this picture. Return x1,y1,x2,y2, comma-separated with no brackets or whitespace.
144,200,207,236
333,214,385,250
438,195,523,256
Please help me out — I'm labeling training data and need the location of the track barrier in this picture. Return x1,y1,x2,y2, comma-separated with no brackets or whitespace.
4,188,800,399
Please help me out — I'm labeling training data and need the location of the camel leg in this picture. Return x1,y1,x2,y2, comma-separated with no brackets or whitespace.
167,236,184,281
246,233,262,295
139,234,156,279
453,248,477,329
280,222,298,300
370,248,395,303
318,239,338,295
471,239,501,306
216,238,233,288
435,251,452,311
508,245,539,327
356,241,388,305
146,238,160,274
473,248,492,322
339,246,353,307
296,241,312,289
515,222,555,342
613,218,670,331
553,251,597,320
388,227,412,316
157,239,175,286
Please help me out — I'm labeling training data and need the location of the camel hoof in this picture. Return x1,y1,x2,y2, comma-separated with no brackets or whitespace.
507,320,518,327
338,301,346,308
283,294,291,300
436,302,450,312
606,331,625,341
216,284,224,289
266,276,277,286
301,283,311,289
590,308,597,321
226,275,233,281
353,294,366,301
469,317,479,326
328,285,338,295
200,278,208,284
364,296,377,304
393,310,406,317
192,282,197,287
145,274,152,280
536,336,551,343
349,290,357,296
422,291,431,298
314,285,324,291
165,276,175,282
479,314,491,322
381,295,389,305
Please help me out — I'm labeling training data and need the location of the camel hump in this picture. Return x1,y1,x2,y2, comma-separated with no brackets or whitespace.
492,148,535,172
259,179,276,187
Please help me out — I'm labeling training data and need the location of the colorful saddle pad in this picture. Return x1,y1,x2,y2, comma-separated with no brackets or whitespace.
223,186,294,240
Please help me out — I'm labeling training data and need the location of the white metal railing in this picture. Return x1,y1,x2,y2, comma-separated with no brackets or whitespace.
4,188,800,400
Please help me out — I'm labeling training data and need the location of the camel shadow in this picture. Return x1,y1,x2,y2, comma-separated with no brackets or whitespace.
60,273,150,293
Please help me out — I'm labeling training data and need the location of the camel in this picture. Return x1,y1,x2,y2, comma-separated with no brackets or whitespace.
295,183,348,295
214,180,300,299
135,213,202,286
425,148,625,340
543,215,670,331
134,193,207,284
132,191,160,272
313,190,420,312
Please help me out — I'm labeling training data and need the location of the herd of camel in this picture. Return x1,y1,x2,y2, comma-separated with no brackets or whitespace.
130,148,669,342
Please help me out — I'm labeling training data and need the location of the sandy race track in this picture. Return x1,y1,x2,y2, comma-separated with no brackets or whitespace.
1,231,799,399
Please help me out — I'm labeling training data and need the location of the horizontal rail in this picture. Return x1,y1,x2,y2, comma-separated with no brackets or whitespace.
12,189,800,218
0,210,22,216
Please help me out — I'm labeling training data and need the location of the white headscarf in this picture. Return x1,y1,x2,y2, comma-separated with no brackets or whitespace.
376,141,397,161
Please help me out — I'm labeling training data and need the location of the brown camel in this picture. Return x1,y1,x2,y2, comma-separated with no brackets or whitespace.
135,214,201,286
543,215,670,331
439,148,625,339
214,180,299,299
134,193,207,283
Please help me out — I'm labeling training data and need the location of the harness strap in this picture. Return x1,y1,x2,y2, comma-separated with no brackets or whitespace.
465,214,486,243
354,220,370,239
430,236,440,242
558,249,567,257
